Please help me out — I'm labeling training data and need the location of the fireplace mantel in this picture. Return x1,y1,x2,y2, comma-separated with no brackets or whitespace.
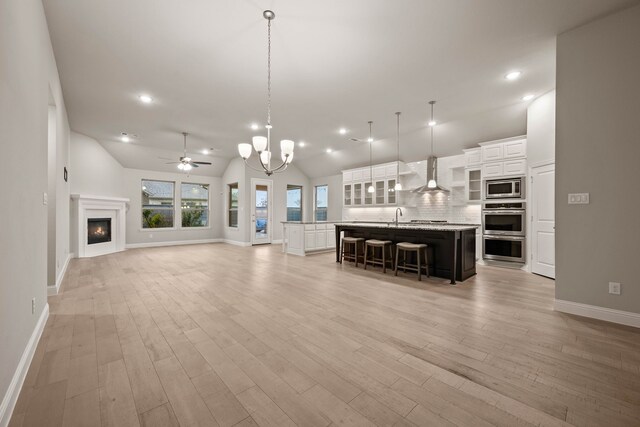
71,194,129,258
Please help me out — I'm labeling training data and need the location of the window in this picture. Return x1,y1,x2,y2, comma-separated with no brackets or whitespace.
181,183,209,227
228,183,239,227
314,185,328,222
141,180,175,228
286,185,303,221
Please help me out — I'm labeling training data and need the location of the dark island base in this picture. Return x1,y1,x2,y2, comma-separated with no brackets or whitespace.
335,225,477,284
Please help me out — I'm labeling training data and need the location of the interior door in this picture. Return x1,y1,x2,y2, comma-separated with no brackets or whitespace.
251,178,272,245
531,163,555,278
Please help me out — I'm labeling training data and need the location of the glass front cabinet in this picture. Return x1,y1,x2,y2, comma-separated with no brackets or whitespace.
343,162,403,207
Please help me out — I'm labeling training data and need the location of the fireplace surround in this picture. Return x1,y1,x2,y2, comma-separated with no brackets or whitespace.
71,194,129,258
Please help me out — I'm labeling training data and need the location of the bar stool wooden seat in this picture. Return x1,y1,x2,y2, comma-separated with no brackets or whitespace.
340,237,365,267
394,242,429,281
364,239,394,273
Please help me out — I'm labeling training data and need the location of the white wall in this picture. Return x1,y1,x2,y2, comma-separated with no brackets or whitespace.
222,158,247,244
123,168,223,246
0,0,71,420
527,90,556,166
70,132,124,198
556,4,640,314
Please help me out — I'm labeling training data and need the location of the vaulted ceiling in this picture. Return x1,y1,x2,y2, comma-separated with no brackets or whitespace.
43,0,638,178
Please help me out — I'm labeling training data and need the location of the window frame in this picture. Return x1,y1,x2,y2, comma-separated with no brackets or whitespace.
286,185,303,222
180,182,210,229
141,179,176,230
228,182,239,228
314,184,329,222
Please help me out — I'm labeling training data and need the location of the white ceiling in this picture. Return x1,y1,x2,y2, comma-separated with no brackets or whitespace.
43,0,638,178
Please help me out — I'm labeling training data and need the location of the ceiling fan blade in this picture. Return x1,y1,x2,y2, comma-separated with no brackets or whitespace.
165,162,180,164
190,163,199,168
192,161,212,165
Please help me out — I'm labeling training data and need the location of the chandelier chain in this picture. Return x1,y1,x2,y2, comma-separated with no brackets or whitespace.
267,17,272,127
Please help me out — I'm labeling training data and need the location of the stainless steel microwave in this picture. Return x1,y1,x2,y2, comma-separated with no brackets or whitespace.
485,177,524,199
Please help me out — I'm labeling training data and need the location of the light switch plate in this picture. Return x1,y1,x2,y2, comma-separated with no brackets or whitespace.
568,193,589,204
43,192,48,205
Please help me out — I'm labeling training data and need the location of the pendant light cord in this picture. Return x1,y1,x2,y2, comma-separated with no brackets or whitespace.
369,121,373,184
396,112,401,176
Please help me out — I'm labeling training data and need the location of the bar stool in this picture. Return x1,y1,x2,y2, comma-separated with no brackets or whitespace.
364,240,394,273
340,237,365,267
394,242,429,281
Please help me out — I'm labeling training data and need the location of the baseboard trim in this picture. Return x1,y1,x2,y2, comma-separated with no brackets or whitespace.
223,239,252,247
126,239,223,249
0,303,49,427
48,253,72,296
272,239,283,244
554,299,640,329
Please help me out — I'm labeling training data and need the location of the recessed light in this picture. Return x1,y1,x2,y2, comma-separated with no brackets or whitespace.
339,128,347,135
326,148,333,153
120,132,132,143
202,149,209,155
367,137,373,143
298,141,305,147
505,71,522,81
138,94,153,104
251,123,259,130
522,94,535,101
428,120,437,127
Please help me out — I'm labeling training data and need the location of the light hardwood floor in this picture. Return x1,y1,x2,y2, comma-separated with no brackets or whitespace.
9,243,640,427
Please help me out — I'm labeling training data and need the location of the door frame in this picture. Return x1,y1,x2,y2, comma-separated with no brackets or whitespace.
250,178,273,246
528,159,556,279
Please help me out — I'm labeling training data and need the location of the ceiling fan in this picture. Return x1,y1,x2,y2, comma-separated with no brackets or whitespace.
165,132,212,171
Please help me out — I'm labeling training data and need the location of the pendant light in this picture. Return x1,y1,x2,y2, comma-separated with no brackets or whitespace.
394,112,402,191
427,101,437,189
237,10,294,176
367,121,375,193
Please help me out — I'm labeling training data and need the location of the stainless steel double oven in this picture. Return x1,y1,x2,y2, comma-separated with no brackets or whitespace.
482,200,526,263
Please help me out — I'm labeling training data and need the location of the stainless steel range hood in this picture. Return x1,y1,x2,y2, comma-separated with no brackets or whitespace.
412,156,449,193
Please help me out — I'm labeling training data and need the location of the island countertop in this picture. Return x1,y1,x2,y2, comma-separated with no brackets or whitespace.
334,221,480,232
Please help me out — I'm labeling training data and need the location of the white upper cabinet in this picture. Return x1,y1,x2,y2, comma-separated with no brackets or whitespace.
342,161,404,207
503,159,526,176
503,139,527,159
482,162,504,178
477,137,527,178
464,148,482,167
481,144,503,163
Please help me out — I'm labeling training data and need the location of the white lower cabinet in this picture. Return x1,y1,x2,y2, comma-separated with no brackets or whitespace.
286,223,336,256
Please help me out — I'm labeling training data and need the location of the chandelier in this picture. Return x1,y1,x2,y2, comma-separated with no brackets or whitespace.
237,10,294,176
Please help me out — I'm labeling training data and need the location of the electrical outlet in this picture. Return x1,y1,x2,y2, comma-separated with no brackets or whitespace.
43,192,48,205
609,282,621,295
31,298,36,314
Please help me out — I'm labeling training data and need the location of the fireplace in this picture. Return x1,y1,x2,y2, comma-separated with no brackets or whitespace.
87,218,112,245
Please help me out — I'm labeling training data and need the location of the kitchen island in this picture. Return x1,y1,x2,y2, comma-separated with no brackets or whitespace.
335,222,479,284
282,221,338,256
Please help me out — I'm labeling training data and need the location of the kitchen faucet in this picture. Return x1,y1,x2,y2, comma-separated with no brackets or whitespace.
395,208,403,226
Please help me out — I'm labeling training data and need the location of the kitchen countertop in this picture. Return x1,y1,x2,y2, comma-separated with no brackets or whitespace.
335,221,480,231
281,221,339,224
